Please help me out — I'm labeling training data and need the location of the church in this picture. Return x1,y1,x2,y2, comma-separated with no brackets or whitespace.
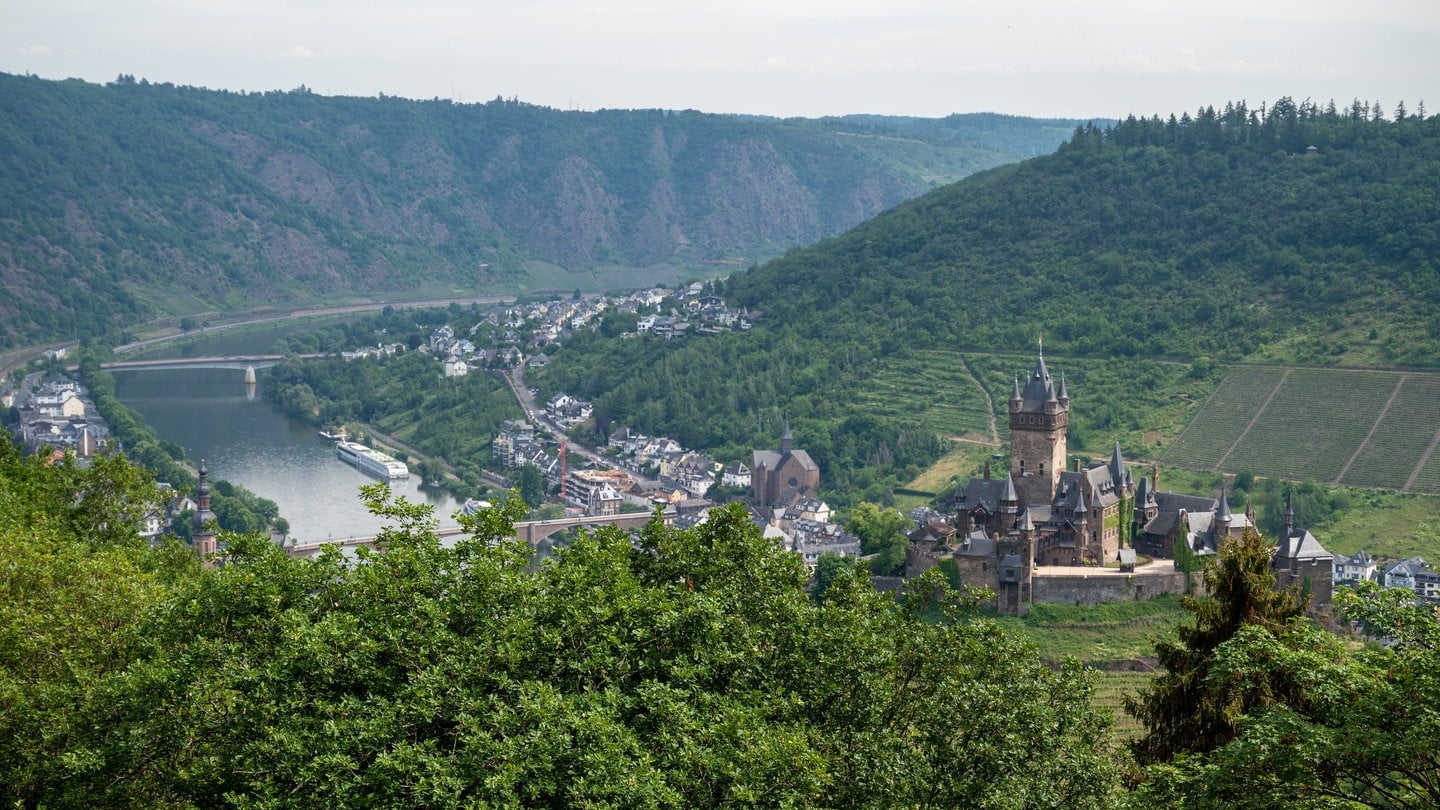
912,350,1332,616
751,422,820,508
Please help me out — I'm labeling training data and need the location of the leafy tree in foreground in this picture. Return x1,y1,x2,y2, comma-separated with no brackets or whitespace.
1125,528,1307,764
0,432,198,800
12,480,1120,807
846,501,911,576
1125,582,1440,809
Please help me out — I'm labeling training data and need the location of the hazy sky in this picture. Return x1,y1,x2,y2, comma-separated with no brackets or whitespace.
4,1,1437,120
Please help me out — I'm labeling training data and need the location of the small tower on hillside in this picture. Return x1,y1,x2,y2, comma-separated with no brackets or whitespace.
192,459,218,566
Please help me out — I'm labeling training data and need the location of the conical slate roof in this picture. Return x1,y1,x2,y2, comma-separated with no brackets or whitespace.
1017,355,1056,411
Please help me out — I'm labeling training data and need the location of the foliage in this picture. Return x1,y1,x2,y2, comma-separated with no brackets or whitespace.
725,103,1440,368
1125,528,1307,764
0,471,1122,807
845,501,912,575
1125,582,1440,809
0,429,198,798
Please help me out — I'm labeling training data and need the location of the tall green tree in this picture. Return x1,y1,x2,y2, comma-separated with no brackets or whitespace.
1126,528,1307,764
1126,582,1440,809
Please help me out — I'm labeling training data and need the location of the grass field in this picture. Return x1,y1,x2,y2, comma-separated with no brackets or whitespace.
987,597,1185,742
1165,366,1440,495
987,595,1189,663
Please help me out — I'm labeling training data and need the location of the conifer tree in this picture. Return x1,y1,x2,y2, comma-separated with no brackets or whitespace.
1126,528,1306,764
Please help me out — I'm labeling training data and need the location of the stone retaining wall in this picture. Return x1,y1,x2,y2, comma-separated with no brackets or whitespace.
1032,568,1190,605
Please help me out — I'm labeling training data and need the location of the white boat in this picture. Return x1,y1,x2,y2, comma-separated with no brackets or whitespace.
336,440,409,479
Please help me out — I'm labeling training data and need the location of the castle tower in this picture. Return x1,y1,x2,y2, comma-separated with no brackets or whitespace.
1008,350,1068,508
192,459,218,566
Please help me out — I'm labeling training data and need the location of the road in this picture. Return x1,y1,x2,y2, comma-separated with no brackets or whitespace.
113,296,516,355
503,365,663,490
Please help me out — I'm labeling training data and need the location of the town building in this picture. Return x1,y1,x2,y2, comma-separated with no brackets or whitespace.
751,423,820,508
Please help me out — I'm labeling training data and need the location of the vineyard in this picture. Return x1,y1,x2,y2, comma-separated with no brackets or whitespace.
1164,366,1440,494
853,349,997,442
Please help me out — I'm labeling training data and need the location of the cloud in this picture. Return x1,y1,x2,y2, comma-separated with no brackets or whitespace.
19,45,53,56
276,45,321,60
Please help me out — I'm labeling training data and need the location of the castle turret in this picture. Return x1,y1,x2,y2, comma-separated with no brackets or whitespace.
1215,488,1233,541
1108,441,1126,493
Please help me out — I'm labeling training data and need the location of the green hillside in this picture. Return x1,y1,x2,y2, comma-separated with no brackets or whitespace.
533,101,1440,502
0,72,1087,347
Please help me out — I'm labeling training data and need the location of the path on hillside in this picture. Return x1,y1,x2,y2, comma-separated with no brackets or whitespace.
1213,369,1290,471
1404,422,1440,493
1335,374,1407,484
957,353,1001,445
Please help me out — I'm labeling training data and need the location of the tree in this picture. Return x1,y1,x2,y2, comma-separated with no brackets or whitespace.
810,550,856,603
5,486,1121,807
845,501,911,576
1126,528,1307,764
1126,581,1440,809
511,463,545,507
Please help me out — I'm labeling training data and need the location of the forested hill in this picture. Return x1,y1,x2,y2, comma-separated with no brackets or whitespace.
533,101,1439,502
0,72,1086,347
725,99,1440,367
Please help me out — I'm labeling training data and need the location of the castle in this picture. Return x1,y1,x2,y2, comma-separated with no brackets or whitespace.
908,351,1333,616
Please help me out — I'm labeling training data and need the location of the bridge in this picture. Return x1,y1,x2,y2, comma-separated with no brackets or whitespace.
282,508,674,559
100,353,327,372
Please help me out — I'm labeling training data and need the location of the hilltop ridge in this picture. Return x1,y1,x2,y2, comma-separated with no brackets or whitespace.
0,72,1089,346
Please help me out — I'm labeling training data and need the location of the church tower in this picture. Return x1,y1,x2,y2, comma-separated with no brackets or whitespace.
192,459,218,566
1008,349,1069,508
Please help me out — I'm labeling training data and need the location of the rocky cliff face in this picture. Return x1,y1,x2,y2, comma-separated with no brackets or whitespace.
0,74,1084,344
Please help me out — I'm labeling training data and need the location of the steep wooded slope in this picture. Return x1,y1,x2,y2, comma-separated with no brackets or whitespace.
726,102,1440,366
534,102,1440,497
0,73,1085,346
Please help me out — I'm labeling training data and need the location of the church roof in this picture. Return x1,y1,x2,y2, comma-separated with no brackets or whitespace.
752,447,819,473
1277,527,1330,562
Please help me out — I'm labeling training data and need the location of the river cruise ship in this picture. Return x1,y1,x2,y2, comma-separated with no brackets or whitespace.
335,440,410,479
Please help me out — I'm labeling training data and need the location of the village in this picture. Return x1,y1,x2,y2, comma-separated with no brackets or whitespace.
400,291,1439,615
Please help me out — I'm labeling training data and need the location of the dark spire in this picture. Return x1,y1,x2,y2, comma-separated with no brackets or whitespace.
1283,488,1295,535
1215,488,1233,538
1057,372,1069,404
1109,441,1125,487
1000,475,1019,506
780,420,792,453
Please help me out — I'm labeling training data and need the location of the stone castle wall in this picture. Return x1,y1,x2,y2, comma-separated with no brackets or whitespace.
1031,567,1190,606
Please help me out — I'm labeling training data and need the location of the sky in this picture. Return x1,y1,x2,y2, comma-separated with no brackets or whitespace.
4,1,1438,120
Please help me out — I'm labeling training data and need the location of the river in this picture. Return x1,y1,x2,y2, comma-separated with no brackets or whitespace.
110,327,466,544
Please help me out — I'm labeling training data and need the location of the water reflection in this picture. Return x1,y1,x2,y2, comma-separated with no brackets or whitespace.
111,367,464,544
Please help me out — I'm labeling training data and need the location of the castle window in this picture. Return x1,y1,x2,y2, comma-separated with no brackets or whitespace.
1039,463,1045,476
